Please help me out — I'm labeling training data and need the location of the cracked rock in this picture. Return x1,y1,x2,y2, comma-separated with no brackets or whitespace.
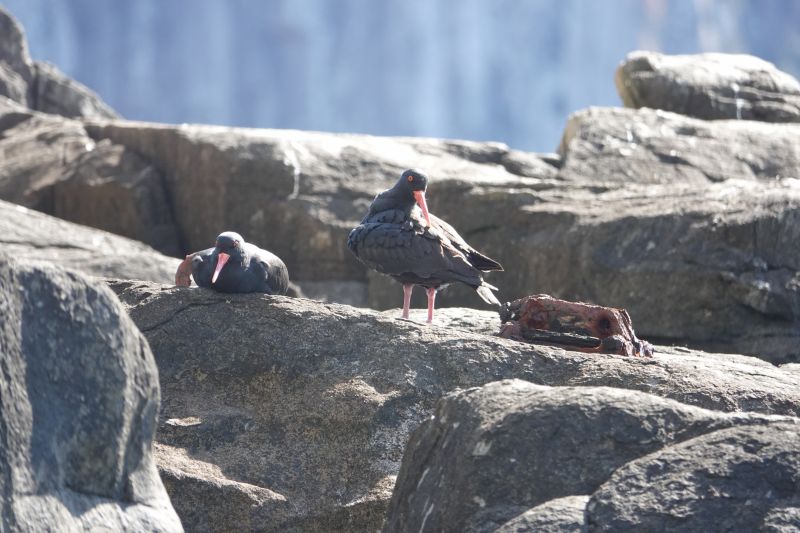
0,198,178,283
105,280,800,532
383,379,800,533
0,254,182,532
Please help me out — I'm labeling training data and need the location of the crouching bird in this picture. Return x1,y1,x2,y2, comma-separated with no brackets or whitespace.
175,231,289,295
347,168,502,323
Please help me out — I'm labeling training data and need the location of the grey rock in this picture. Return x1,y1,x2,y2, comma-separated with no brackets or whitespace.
557,105,800,184
546,107,800,363
0,7,118,120
104,281,800,531
3,37,799,362
0,100,181,255
780,363,800,379
295,279,367,306
383,379,797,533
494,496,589,533
0,198,179,283
84,103,800,363
0,6,33,101
52,138,182,256
586,423,800,532
83,121,556,283
380,306,501,336
0,99,89,210
31,61,119,120
616,51,800,122
0,254,182,532
155,443,290,533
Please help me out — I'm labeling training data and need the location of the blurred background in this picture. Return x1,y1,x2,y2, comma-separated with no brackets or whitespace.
4,0,800,152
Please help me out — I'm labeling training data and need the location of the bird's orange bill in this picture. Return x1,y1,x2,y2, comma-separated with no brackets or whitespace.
413,190,432,226
212,252,230,284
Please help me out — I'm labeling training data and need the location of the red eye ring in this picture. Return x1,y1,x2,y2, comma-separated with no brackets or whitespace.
407,175,413,182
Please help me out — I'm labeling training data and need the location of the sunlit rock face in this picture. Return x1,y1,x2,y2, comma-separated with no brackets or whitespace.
0,8,117,120
383,380,800,533
616,51,800,122
107,280,800,532
0,256,182,533
4,0,800,151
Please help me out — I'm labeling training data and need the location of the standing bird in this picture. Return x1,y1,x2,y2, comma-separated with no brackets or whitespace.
348,169,502,323
175,231,289,295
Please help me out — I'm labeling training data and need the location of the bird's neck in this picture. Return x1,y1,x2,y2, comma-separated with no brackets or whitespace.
367,188,414,218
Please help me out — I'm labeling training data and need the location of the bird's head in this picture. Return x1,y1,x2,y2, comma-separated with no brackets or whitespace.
211,231,246,283
398,169,431,226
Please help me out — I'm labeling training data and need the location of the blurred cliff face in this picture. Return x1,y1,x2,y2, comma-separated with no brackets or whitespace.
5,0,800,151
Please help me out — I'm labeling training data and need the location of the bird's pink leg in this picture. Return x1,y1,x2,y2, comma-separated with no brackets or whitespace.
402,284,413,319
426,287,437,324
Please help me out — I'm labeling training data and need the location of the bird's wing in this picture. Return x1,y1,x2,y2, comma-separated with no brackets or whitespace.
429,214,503,272
350,222,484,286
249,245,290,295
350,223,428,275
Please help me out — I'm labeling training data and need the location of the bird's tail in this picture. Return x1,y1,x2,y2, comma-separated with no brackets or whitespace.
476,282,501,306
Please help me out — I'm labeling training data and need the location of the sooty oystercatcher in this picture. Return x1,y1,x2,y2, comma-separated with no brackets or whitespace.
347,169,502,322
175,231,289,295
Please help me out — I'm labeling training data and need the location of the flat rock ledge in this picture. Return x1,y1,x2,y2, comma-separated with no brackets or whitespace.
107,280,800,532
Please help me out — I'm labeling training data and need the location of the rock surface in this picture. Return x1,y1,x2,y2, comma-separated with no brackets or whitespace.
52,137,182,256
0,98,181,255
3,13,798,531
81,104,800,363
105,280,800,532
383,379,800,533
616,51,800,122
557,106,800,184
0,7,118,120
781,363,800,378
587,423,800,532
494,496,590,533
0,198,178,283
83,119,557,283
548,106,800,363
3,25,799,363
155,443,290,533
0,255,181,532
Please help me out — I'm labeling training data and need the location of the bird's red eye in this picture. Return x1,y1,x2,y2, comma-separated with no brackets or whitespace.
407,175,413,182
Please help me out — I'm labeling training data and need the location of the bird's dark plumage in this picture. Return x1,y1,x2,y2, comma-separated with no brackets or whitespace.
347,169,502,322
175,231,289,295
